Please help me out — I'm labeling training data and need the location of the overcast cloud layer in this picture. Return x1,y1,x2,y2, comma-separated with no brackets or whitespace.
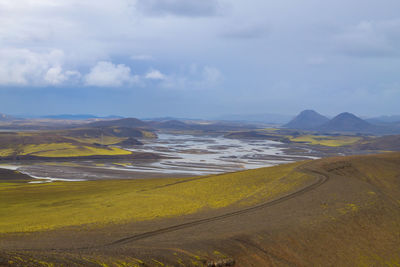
0,0,399,117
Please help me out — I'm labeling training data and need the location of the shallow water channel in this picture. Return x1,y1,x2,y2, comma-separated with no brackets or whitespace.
0,134,318,183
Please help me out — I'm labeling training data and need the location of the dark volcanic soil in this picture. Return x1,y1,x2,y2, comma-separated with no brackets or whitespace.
0,168,32,183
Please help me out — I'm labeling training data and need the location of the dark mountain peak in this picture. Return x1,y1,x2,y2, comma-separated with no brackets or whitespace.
330,112,369,125
299,109,319,115
320,112,372,133
334,112,358,119
283,110,329,130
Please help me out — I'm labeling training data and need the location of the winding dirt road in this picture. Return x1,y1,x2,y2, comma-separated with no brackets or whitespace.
105,167,329,247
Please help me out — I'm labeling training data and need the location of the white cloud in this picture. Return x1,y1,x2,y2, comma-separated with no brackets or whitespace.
65,70,82,79
333,19,400,57
0,51,219,89
44,66,67,85
0,48,80,86
161,65,222,90
44,69,81,85
84,61,139,87
202,66,222,84
145,69,166,80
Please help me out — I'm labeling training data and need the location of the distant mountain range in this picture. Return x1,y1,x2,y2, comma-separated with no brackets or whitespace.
1,110,400,135
215,113,293,124
0,113,16,121
143,117,204,122
82,117,261,133
41,114,124,120
284,110,400,134
84,118,149,128
366,115,400,124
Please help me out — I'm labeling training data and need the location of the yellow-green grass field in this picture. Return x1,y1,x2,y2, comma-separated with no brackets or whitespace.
0,128,154,158
65,136,126,145
0,143,131,158
230,128,363,147
0,148,14,157
289,134,362,146
0,161,313,233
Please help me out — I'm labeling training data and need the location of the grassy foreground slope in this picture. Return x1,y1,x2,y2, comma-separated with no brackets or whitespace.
226,152,400,267
0,161,313,233
1,153,400,266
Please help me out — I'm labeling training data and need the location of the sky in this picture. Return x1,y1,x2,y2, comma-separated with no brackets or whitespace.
0,0,400,118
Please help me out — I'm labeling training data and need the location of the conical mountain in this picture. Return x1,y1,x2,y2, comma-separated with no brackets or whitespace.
319,112,372,132
284,110,329,130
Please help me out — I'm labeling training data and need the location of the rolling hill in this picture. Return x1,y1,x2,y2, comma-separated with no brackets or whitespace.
352,134,400,151
283,110,329,130
149,119,192,130
84,118,150,129
0,125,158,160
